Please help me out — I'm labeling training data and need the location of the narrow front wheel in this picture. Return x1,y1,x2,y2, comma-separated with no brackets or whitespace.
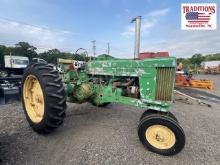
140,110,178,122
138,114,185,156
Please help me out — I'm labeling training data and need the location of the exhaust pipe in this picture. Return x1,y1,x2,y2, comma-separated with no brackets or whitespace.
131,16,141,59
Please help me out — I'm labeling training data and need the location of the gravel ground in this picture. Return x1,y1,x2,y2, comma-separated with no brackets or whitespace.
0,75,220,165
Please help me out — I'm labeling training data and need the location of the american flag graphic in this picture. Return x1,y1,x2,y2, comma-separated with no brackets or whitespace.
185,12,211,24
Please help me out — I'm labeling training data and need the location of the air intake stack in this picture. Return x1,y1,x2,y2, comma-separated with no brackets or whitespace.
131,16,141,59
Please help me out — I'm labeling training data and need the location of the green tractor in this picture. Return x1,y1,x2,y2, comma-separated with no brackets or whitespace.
21,55,185,156
21,17,185,156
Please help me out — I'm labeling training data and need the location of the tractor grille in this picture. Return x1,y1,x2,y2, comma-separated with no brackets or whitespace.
155,67,175,101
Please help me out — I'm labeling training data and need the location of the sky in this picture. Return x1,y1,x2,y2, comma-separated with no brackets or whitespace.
0,0,219,58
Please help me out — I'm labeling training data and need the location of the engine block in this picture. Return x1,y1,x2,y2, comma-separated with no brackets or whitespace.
59,56,176,112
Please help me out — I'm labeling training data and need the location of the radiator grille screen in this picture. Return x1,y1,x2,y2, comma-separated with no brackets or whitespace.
155,67,175,101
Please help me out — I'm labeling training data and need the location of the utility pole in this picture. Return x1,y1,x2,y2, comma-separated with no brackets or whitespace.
91,40,96,57
131,16,141,59
107,42,110,55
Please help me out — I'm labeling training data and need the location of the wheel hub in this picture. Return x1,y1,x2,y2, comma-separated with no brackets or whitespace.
23,75,44,123
0,71,8,77
145,125,176,149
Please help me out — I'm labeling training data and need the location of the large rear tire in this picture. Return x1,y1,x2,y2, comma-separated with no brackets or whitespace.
138,114,185,156
22,63,66,134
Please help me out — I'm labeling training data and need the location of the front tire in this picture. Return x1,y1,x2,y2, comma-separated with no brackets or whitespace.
140,109,178,122
138,114,185,156
22,63,66,134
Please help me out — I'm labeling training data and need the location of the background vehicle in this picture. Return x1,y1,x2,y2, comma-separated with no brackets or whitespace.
0,55,29,77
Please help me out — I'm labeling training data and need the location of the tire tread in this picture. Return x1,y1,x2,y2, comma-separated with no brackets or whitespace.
22,62,66,134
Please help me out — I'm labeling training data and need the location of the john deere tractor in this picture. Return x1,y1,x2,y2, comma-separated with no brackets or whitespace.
21,16,185,156
21,54,185,156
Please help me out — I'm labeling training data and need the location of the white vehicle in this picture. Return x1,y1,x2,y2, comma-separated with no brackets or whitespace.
31,58,47,63
201,61,220,69
0,55,29,77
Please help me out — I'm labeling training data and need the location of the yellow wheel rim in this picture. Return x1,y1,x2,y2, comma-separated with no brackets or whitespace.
23,75,44,123
145,125,176,149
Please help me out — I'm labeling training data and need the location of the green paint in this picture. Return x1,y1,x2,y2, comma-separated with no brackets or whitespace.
60,56,176,112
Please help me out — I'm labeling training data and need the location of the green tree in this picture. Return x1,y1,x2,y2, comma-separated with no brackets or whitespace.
14,42,38,59
190,54,205,65
38,49,86,64
205,53,220,61
0,45,7,65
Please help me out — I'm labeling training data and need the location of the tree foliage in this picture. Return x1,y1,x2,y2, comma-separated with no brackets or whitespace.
0,42,220,66
0,42,86,64
38,49,87,64
14,42,37,59
177,53,220,69
0,42,37,64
